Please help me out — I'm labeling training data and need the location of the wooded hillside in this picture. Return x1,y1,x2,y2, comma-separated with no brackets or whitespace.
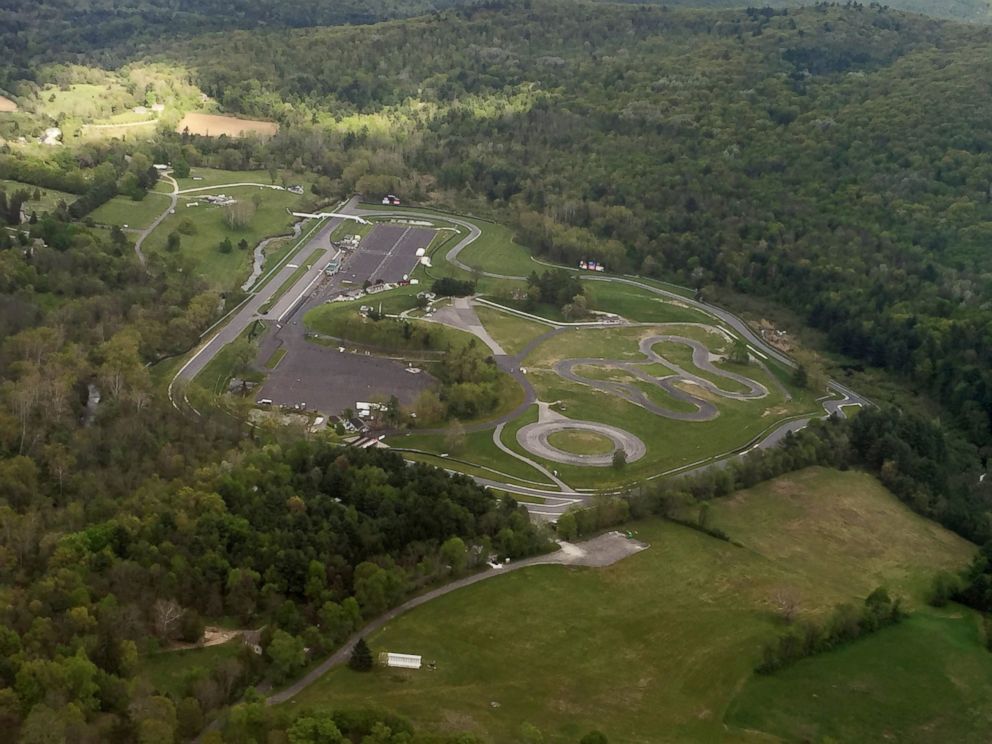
162,2,992,451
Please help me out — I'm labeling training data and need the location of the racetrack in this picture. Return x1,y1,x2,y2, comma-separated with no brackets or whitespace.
554,333,770,422
516,407,647,466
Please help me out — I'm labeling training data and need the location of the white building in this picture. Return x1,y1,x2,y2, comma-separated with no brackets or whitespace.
384,653,421,669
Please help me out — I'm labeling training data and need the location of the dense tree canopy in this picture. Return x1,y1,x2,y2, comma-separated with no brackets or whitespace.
153,2,992,454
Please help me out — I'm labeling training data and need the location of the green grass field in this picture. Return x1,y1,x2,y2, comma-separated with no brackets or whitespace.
454,219,539,277
582,280,710,324
139,640,244,699
37,82,133,121
280,468,979,743
473,305,551,356
88,192,171,229
0,179,76,214
547,429,614,455
143,186,311,290
725,610,992,743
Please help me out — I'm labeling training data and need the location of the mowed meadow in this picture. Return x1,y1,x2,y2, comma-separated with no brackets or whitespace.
280,467,986,743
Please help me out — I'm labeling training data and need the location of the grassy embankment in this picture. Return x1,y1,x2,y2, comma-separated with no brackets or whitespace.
192,323,265,394
280,467,982,743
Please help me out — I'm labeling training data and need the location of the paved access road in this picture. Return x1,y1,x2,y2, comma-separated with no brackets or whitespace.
168,198,357,405
133,173,178,265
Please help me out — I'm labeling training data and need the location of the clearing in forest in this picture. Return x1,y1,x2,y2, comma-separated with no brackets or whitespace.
177,112,279,138
281,467,981,743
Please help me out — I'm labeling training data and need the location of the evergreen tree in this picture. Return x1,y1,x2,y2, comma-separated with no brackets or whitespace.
348,638,373,672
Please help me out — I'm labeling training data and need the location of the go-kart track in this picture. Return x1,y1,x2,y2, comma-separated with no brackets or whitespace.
172,197,869,519
516,331,776,467
555,332,771,422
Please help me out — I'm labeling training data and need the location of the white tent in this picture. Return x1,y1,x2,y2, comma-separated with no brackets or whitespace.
385,653,422,670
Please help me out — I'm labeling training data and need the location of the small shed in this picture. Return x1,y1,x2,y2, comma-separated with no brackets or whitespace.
384,652,422,670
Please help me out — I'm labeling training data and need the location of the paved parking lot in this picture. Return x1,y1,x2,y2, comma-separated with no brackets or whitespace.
256,340,432,414
253,222,438,416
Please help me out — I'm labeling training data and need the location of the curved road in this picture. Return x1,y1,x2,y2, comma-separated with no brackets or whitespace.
133,173,178,265
172,199,868,517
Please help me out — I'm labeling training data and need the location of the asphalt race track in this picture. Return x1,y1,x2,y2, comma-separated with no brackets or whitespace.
554,333,770,423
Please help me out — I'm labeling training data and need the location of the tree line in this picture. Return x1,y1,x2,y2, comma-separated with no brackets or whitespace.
558,406,992,549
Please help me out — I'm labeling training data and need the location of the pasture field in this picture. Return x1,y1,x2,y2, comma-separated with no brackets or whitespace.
725,610,992,743
0,179,75,213
177,112,279,138
143,185,310,289
79,120,159,141
89,192,171,229
37,82,133,121
281,468,980,743
0,95,17,112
